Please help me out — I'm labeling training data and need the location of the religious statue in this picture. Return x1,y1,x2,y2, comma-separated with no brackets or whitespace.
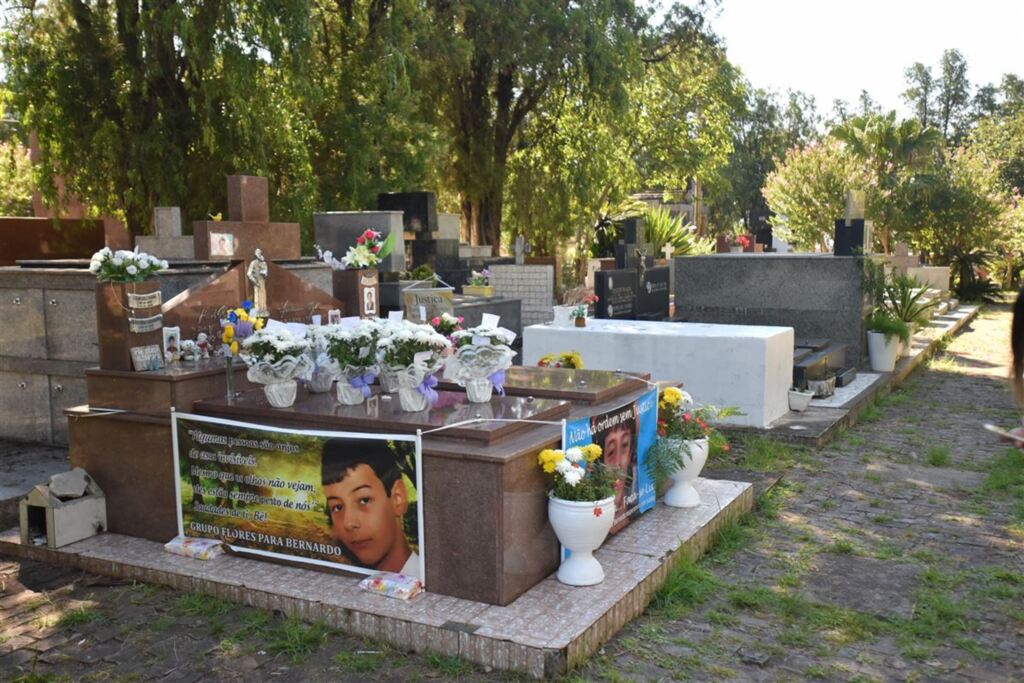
247,248,269,317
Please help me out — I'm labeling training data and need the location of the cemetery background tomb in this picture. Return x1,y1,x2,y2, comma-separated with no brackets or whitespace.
312,210,407,272
488,264,555,326
135,207,194,261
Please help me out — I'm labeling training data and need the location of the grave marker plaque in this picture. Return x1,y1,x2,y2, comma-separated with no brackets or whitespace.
594,269,638,319
637,266,670,320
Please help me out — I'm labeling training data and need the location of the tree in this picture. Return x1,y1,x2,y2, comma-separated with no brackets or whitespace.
0,141,33,216
935,49,971,144
763,140,865,251
3,1,317,239
971,112,1024,193
830,112,942,252
902,62,935,128
423,0,644,247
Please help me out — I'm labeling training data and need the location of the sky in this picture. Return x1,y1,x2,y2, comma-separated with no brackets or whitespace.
708,0,1024,117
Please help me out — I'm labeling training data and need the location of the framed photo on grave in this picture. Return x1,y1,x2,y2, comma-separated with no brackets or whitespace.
172,413,425,581
162,326,181,361
209,232,235,257
129,344,165,372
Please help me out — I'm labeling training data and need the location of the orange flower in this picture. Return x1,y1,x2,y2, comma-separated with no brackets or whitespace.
592,507,603,517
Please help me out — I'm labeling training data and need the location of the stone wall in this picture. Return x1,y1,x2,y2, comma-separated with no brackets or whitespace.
489,264,554,326
0,262,331,446
674,254,871,364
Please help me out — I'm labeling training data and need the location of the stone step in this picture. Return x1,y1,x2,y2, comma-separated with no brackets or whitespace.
793,343,848,390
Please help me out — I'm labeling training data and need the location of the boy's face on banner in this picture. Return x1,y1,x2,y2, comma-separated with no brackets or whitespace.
602,424,634,473
323,464,407,568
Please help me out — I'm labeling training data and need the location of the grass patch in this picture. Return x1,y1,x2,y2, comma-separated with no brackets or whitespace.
983,449,1024,496
426,653,473,677
56,607,104,629
171,593,233,619
858,401,883,423
648,559,720,619
266,616,330,664
334,647,389,674
735,437,804,472
927,446,951,467
828,539,856,555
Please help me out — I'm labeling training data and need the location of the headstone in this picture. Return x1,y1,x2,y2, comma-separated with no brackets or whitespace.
313,211,406,272
192,175,301,269
136,207,193,260
889,242,916,274
833,219,866,256
636,266,670,320
514,235,531,266
594,269,638,320
377,192,438,234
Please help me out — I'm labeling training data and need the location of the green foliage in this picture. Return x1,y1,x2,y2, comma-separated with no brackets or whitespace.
882,275,939,326
0,142,33,216
868,310,910,343
642,206,696,256
927,445,951,467
267,617,330,663
56,607,105,629
763,139,864,251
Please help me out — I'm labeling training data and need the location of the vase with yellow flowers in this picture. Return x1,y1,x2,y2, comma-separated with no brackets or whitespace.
220,301,264,400
538,444,621,586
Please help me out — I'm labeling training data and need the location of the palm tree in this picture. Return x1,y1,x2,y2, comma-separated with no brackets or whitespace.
831,112,942,253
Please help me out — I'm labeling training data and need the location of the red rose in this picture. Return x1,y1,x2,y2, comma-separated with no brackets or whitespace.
371,245,381,254
356,236,366,245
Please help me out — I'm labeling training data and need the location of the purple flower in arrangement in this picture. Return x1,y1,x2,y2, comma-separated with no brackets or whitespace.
235,320,255,338
242,300,253,312
228,310,238,323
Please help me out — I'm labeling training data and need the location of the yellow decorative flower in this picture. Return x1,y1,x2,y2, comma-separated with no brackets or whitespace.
537,448,565,474
222,324,234,343
229,340,239,355
582,443,602,462
238,310,250,322
662,386,683,406
253,318,264,331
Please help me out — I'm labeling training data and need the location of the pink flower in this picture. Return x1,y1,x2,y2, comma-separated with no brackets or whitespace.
356,236,366,245
371,245,381,254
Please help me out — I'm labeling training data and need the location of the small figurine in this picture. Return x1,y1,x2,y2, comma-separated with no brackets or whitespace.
196,332,210,359
179,339,199,362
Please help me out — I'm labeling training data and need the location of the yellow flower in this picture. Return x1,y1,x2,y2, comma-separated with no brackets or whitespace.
238,310,250,322
222,324,234,343
229,340,239,355
662,386,683,406
537,448,565,473
582,444,602,462
253,318,264,330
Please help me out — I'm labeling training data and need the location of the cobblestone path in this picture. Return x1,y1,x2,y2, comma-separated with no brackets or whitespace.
2,307,1023,682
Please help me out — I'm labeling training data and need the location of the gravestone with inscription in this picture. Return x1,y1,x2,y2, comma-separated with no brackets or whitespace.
594,269,638,320
636,266,670,320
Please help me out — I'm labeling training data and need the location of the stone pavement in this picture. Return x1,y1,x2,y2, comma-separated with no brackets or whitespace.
3,306,1024,682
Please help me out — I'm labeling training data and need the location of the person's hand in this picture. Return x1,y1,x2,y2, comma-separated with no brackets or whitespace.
1005,427,1024,450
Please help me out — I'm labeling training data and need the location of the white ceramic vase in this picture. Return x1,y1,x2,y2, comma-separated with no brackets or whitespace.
465,377,494,403
664,438,709,508
307,368,335,393
548,495,615,586
867,331,900,372
263,380,297,408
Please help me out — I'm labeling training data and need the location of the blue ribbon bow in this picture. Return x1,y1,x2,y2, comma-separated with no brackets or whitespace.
350,372,377,398
488,369,506,396
416,374,439,405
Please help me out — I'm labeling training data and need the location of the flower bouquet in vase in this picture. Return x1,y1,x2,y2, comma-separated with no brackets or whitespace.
220,302,262,399
429,312,464,341
646,386,738,508
321,320,382,405
463,269,494,297
538,444,622,586
305,325,336,393
240,329,314,408
444,325,516,403
376,322,451,412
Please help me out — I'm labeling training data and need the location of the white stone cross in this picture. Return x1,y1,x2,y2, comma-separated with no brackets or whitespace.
662,244,675,260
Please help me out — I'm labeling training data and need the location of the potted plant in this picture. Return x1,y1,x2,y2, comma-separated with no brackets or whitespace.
321,320,381,405
537,350,585,369
555,286,597,327
376,322,451,411
89,247,170,371
881,275,938,357
646,386,737,508
538,444,622,586
220,301,263,398
730,235,750,253
445,325,516,402
463,269,494,297
866,310,909,372
240,328,314,408
429,312,464,341
304,325,336,393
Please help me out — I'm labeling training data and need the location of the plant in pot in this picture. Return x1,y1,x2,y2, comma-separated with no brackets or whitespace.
538,444,622,586
881,275,938,357
554,286,597,328
463,269,494,297
428,312,464,342
240,328,314,408
866,310,909,373
89,246,170,371
646,386,737,508
321,320,382,405
316,232,393,317
220,301,262,399
730,235,750,253
445,324,516,402
375,322,451,411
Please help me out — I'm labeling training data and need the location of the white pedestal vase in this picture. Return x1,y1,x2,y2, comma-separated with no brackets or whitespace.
465,377,493,403
390,362,441,412
263,380,298,408
334,366,376,406
307,367,336,393
443,343,515,404
548,495,615,586
867,331,900,372
664,438,709,508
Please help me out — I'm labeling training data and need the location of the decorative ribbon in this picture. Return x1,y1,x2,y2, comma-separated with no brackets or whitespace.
488,369,506,396
350,372,377,398
416,374,439,405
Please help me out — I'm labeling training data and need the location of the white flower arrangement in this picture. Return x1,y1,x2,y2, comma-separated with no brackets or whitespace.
376,321,451,368
89,247,169,283
320,321,381,371
450,324,516,349
241,328,311,365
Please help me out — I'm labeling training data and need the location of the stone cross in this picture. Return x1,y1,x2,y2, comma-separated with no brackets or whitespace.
135,206,193,260
889,242,916,274
662,244,675,260
191,175,301,270
514,235,531,265
845,190,866,226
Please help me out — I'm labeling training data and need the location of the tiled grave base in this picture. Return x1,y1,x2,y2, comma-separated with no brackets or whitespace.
0,478,750,678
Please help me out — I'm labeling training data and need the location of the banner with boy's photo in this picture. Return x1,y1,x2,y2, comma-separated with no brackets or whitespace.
564,387,658,534
172,413,424,580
